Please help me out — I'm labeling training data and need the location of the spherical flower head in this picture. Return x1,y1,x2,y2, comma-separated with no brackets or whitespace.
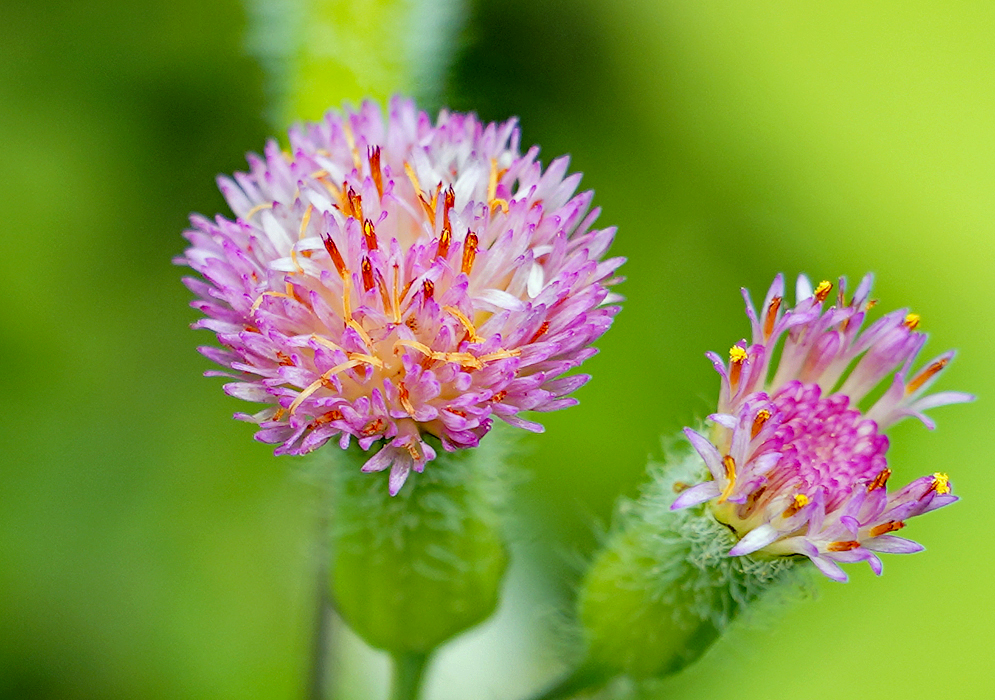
673,274,973,581
179,98,623,494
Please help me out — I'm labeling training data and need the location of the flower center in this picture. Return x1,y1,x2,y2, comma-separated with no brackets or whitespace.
766,381,889,511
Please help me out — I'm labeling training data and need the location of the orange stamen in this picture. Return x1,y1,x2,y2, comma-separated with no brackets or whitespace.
363,219,378,251
906,358,949,395
361,257,375,292
869,521,905,537
751,408,772,439
867,468,891,491
763,297,782,339
322,233,347,278
529,321,550,344
828,540,861,552
368,146,383,199
461,232,479,275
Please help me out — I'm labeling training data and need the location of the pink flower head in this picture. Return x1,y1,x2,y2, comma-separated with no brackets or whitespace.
179,98,623,494
673,274,972,581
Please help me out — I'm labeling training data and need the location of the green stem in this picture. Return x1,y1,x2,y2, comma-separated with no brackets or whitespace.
526,662,610,700
390,651,430,700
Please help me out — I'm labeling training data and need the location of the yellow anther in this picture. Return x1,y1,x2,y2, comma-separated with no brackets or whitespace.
729,345,748,363
783,493,809,518
904,313,921,330
718,454,737,503
751,408,772,439
814,280,833,302
931,472,951,495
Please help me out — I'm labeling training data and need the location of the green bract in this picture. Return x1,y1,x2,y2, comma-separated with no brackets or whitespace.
329,435,510,655
576,442,809,682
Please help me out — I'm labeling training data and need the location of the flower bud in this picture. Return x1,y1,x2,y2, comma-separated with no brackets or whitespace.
575,445,804,681
328,435,510,655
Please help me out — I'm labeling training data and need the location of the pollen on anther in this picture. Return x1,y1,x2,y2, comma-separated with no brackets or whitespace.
931,472,951,495
904,313,921,330
363,219,378,251
814,280,833,302
751,408,771,438
867,467,892,491
729,345,748,363
783,493,809,517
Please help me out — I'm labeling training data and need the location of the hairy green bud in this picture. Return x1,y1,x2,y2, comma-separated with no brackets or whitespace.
577,440,810,681
328,433,511,656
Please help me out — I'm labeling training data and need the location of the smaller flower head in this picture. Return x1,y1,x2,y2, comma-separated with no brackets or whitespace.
179,98,623,493
674,274,973,581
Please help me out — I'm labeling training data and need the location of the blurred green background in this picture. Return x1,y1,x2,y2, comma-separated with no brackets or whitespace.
1,0,992,698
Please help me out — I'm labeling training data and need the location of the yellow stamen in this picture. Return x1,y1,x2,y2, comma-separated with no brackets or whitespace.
346,319,373,349
288,360,363,414
783,493,809,518
931,472,951,495
244,202,273,220
718,454,737,503
814,280,833,302
250,291,293,314
309,334,344,353
398,382,415,415
729,345,748,390
904,313,921,330
391,264,401,323
299,203,314,240
443,305,484,343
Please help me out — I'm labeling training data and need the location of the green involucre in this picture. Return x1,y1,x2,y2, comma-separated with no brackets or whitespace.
328,432,512,655
577,438,811,680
